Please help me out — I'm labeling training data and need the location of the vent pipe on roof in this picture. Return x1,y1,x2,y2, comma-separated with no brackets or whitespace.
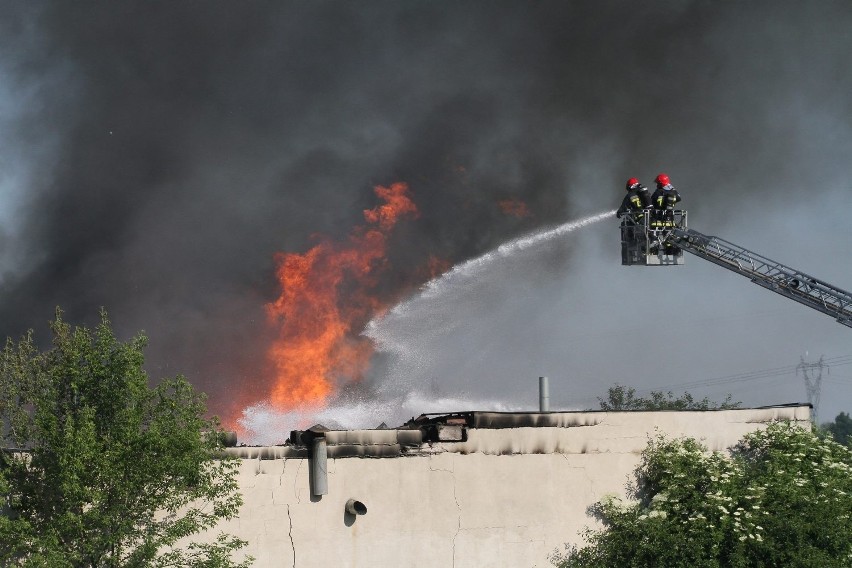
311,437,328,496
539,376,550,412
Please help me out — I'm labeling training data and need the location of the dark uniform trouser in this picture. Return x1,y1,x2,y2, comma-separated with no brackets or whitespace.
650,209,674,227
649,210,678,254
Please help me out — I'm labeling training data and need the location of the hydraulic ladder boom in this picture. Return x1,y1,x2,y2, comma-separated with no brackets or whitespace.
670,228,852,328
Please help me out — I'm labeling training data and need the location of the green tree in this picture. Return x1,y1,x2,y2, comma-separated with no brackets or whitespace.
553,422,852,568
598,383,741,411
822,411,852,446
0,309,252,567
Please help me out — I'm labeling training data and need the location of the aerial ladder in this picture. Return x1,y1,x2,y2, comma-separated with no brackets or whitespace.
619,211,852,328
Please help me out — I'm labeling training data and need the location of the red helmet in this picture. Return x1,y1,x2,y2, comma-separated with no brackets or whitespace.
655,173,670,186
626,177,640,190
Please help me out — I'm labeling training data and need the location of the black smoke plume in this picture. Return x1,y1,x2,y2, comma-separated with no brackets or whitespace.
1,2,851,424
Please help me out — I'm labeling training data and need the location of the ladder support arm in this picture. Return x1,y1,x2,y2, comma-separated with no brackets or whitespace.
670,228,852,328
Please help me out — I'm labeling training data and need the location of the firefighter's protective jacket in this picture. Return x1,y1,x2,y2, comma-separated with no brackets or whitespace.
616,185,651,218
651,185,682,210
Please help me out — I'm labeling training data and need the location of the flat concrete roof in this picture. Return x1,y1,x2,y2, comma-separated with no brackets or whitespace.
224,403,811,459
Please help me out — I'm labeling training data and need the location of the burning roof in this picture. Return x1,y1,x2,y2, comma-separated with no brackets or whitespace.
261,182,419,413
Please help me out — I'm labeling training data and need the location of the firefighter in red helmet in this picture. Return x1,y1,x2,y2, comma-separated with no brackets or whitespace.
651,173,681,213
650,173,683,254
617,178,652,252
616,177,652,220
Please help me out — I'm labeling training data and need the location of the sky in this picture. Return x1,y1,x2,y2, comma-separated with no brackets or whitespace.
1,1,850,442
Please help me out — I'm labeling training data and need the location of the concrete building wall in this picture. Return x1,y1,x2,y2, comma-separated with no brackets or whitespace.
206,406,810,567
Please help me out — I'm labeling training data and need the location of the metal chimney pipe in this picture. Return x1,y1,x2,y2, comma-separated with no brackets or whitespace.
311,437,328,496
539,376,550,412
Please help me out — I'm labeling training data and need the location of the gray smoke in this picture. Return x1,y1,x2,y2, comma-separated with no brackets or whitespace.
1,2,850,426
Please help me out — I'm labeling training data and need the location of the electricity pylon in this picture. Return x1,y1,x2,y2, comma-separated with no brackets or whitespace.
796,355,828,423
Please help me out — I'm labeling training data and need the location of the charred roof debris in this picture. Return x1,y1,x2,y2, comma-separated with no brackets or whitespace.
223,403,811,460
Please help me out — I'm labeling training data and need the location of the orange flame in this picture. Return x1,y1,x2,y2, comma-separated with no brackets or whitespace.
264,182,418,410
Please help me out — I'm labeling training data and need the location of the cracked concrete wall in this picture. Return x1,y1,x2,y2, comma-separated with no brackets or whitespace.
202,407,810,567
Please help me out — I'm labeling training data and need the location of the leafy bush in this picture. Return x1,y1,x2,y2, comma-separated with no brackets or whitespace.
0,309,252,567
597,384,740,411
822,411,852,446
553,422,852,568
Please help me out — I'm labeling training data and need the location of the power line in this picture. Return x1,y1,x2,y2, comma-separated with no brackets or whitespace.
570,354,852,407
645,355,852,393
